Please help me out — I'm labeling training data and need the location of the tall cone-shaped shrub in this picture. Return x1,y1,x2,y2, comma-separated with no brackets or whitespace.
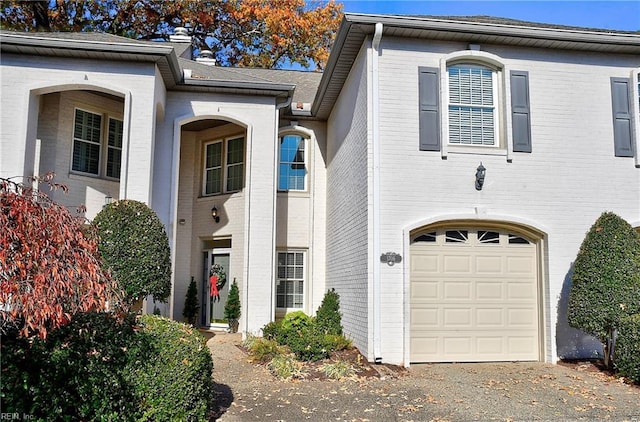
567,212,640,367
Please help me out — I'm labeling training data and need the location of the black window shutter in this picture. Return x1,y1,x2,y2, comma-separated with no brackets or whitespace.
610,77,634,157
510,71,532,153
418,67,440,151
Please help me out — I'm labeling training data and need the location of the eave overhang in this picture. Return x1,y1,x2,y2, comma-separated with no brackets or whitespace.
313,13,640,119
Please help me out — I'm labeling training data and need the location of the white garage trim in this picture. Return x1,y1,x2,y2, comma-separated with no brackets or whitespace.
404,220,547,365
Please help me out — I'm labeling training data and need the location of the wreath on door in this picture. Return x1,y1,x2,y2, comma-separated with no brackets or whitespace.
209,264,227,302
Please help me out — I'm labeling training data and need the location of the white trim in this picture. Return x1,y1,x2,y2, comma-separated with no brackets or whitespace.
631,68,640,168
371,22,383,362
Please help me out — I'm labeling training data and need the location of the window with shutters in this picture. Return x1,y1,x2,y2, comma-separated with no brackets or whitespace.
448,64,498,146
203,136,245,195
418,51,531,156
71,108,123,179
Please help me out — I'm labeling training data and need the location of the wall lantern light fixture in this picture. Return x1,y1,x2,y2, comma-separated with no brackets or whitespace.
475,162,486,191
211,206,220,223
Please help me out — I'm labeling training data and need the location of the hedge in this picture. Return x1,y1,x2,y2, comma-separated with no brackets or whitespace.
0,313,214,421
615,314,640,383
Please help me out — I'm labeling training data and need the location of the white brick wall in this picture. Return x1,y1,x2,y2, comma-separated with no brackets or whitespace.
326,45,372,358
373,36,640,364
159,92,278,334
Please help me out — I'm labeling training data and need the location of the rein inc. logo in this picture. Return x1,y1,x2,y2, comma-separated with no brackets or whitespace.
1,414,34,420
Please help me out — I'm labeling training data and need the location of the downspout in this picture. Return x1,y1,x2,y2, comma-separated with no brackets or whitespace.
372,22,383,363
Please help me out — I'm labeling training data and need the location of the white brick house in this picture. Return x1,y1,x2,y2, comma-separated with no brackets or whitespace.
1,14,638,366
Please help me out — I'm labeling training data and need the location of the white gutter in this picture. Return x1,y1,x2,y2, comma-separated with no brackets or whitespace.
372,22,383,363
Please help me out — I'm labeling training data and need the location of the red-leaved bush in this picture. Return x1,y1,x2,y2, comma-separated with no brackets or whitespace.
0,174,116,339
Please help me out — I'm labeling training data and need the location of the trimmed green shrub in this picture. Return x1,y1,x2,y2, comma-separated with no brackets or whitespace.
93,200,171,305
316,288,343,335
224,279,241,320
615,314,640,383
262,320,283,341
285,326,332,361
281,310,312,332
130,315,213,421
183,277,200,325
0,314,214,420
323,334,352,351
1,312,140,420
567,212,640,367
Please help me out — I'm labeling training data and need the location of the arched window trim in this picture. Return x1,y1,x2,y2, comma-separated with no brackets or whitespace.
439,50,514,160
277,126,313,192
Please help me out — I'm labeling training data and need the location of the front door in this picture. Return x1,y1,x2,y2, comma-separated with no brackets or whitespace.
201,251,231,326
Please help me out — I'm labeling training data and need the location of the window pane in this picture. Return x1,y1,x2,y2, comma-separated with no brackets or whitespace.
278,135,306,191
72,110,102,174
106,118,123,179
106,148,121,179
205,168,222,195
227,137,244,164
226,163,243,192
206,142,222,169
448,65,495,146
478,230,500,244
72,141,100,174
276,251,304,309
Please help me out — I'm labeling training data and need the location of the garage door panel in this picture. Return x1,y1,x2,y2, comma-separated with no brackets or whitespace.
443,255,472,272
443,281,472,300
411,308,439,328
475,255,503,273
506,255,536,273
476,282,504,300
476,308,504,326
410,253,439,273
443,308,472,326
411,281,439,300
410,228,540,363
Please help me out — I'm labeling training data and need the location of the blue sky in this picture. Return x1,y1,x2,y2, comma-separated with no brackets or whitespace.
340,1,640,31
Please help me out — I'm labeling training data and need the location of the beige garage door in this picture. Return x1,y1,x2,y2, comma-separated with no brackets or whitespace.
410,229,539,363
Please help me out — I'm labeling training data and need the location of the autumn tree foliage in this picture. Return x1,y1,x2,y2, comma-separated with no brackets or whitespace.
0,0,343,70
0,174,115,339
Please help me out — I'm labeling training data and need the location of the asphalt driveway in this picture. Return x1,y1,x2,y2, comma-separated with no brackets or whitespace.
207,333,640,421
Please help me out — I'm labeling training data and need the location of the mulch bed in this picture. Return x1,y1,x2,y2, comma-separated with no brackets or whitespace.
558,359,639,388
239,344,406,381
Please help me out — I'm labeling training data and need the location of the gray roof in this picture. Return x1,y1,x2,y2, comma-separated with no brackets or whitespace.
313,13,640,119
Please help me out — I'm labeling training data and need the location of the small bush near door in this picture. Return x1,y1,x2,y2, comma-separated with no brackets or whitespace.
615,314,640,383
260,290,351,362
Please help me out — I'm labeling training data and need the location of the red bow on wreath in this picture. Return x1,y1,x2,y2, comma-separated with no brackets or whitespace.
210,275,219,302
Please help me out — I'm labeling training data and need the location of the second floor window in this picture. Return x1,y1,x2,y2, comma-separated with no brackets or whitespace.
72,108,123,179
448,64,498,146
203,136,245,195
278,134,307,191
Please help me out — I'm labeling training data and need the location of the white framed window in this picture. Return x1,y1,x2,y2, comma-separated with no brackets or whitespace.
276,251,305,309
202,136,245,196
447,64,498,146
72,108,123,179
278,134,307,191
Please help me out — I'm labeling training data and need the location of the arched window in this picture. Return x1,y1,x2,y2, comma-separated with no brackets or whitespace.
278,133,308,191
447,63,498,146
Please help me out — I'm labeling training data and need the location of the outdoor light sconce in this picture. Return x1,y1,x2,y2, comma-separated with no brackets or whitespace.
103,195,113,208
380,252,402,266
211,206,220,223
475,162,486,191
